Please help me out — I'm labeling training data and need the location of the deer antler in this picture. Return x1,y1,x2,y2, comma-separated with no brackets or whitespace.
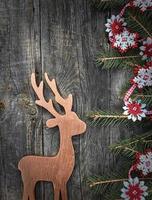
45,73,73,113
31,73,60,117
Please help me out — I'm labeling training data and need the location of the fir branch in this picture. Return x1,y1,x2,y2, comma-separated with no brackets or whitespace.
86,171,125,197
129,14,152,38
89,0,126,10
100,55,140,62
89,177,152,188
87,111,130,127
133,94,152,106
119,83,152,106
119,82,133,99
126,10,152,38
90,178,126,188
110,131,152,157
97,48,141,69
87,110,151,127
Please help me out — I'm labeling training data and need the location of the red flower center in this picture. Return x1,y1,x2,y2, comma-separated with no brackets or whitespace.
145,44,152,57
146,161,151,167
128,103,142,115
126,184,144,200
122,37,127,42
144,74,149,80
111,20,123,34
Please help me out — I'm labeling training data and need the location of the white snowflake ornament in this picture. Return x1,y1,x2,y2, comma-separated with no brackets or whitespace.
133,0,152,11
123,99,147,122
133,66,152,88
137,151,152,176
121,177,148,200
112,30,138,53
105,15,127,37
140,37,152,61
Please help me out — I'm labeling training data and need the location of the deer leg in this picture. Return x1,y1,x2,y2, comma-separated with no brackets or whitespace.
22,183,29,200
61,184,68,200
29,190,35,200
22,188,28,200
53,183,60,200
28,182,36,200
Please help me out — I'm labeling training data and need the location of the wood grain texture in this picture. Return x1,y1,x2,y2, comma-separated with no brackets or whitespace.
0,0,131,200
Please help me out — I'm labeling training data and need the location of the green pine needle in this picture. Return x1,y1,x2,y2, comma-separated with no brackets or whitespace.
110,131,152,157
97,48,142,69
119,85,152,107
87,2,152,199
89,0,126,10
126,10,152,38
87,111,130,127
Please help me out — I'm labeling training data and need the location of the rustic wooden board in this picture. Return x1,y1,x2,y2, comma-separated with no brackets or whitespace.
0,0,130,200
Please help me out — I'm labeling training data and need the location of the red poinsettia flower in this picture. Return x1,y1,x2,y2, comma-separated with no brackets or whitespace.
123,99,147,121
105,15,127,37
128,102,142,115
111,20,124,35
121,177,148,200
127,184,144,199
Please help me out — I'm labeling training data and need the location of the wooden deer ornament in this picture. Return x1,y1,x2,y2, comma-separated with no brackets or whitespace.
18,73,86,200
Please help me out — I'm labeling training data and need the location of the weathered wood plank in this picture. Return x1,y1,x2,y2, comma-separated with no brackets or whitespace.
0,0,132,200
0,0,43,199
40,0,116,200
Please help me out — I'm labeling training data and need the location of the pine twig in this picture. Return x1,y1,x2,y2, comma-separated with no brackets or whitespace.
129,14,152,38
97,47,142,69
89,178,152,188
99,55,140,62
89,0,126,10
90,114,127,120
87,111,130,127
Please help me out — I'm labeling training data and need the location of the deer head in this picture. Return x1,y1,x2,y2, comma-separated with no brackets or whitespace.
31,73,86,137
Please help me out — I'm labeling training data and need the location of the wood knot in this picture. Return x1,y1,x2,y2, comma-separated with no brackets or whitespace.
18,94,37,116
0,101,5,111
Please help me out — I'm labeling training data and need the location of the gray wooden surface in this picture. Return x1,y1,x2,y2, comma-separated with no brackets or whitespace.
0,0,128,199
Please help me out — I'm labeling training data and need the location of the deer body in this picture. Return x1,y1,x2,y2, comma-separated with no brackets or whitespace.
18,73,86,200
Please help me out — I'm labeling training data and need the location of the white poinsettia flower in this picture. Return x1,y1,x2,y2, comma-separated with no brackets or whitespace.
105,15,126,37
123,99,147,122
137,151,152,175
133,0,152,11
121,177,148,200
113,30,138,53
140,37,152,61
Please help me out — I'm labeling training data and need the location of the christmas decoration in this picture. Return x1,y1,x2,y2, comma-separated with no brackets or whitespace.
133,0,152,12
105,14,139,53
121,177,148,200
105,15,127,37
140,37,152,61
123,99,147,121
87,0,152,199
137,150,152,176
112,30,139,53
18,73,86,200
129,150,152,176
133,64,152,88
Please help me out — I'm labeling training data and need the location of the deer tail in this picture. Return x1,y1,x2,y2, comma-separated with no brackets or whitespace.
18,160,21,171
18,158,24,171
